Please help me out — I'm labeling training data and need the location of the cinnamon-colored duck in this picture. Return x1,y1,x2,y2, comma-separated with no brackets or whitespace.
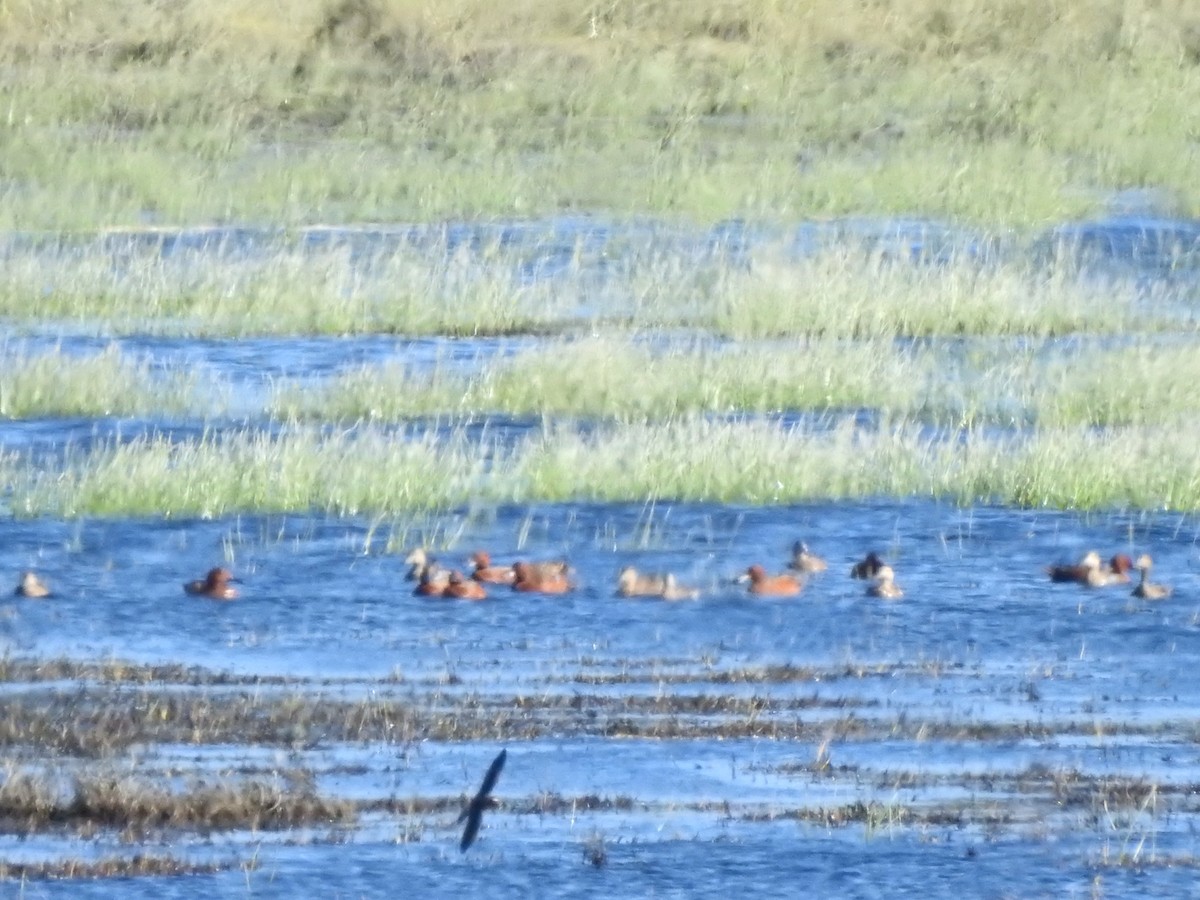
469,551,516,585
184,567,239,601
446,571,488,600
512,561,573,594
1107,553,1134,585
741,564,802,597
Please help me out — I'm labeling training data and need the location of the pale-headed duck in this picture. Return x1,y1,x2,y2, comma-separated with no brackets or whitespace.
616,566,668,597
741,564,802,597
184,567,239,601
1131,554,1171,600
14,571,51,598
789,541,828,574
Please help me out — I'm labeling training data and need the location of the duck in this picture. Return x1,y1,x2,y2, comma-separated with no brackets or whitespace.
413,567,449,598
1131,554,1171,600
661,573,700,601
469,551,516,585
1107,553,1134,585
512,561,573,594
14,571,51,598
741,564,802,597
1045,550,1109,587
446,571,488,601
789,541,828,573
850,552,886,580
866,565,904,599
616,566,668,597
184,567,239,601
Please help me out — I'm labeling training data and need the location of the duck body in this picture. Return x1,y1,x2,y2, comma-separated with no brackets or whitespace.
661,573,700,601
789,541,828,573
1131,554,1171,600
470,551,516,585
743,564,802,597
616,567,668,597
184,567,239,600
413,568,449,598
446,571,488,600
866,565,903,599
1046,550,1109,586
512,561,573,594
14,571,51,598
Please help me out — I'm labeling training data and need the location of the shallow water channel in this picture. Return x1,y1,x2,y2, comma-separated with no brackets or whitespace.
2,216,1200,897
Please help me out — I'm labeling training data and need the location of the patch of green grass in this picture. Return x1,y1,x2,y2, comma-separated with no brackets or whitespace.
7,417,1200,516
272,336,932,421
0,344,202,419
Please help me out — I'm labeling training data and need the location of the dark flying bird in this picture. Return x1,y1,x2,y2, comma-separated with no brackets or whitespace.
458,749,506,852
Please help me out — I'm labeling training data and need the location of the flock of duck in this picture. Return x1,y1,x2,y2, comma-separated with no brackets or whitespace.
7,543,1173,603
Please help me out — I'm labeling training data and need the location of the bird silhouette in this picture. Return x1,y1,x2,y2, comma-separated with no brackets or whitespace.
458,749,506,852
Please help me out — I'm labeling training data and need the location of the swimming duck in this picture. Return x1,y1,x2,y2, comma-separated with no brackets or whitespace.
1107,553,1134,585
661,573,701,601
850,552,886,580
512,561,573,594
616,566,668,597
1131,554,1171,600
14,571,51,598
413,567,449,597
866,565,904,599
404,547,442,582
1045,550,1108,587
469,551,516,585
789,541,828,573
741,564,802,597
446,571,488,601
184,567,239,601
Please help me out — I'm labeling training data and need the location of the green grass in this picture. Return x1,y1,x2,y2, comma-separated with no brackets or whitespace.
0,344,201,419
8,417,1200,516
0,0,1199,227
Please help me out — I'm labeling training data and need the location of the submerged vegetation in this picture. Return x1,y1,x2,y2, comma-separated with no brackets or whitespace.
0,0,1199,227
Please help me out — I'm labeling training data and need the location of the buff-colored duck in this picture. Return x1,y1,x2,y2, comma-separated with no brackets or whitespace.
616,566,669,597
1131,554,1171,600
661,573,700,601
405,548,440,581
850,552,886,580
789,541,828,574
14,571,51,598
512,561,573,594
866,565,903,599
184,567,239,601
741,564,802,597
469,551,516,585
446,571,488,601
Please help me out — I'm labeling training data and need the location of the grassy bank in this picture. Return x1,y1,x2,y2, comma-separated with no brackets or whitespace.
0,1,1198,227
6,417,1200,516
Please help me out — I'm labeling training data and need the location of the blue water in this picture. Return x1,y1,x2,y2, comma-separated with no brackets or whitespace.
3,215,1200,896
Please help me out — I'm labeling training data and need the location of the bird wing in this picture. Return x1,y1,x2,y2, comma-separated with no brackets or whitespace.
478,748,506,797
460,807,482,852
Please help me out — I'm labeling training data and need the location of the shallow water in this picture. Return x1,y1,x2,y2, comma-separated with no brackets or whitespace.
3,215,1200,896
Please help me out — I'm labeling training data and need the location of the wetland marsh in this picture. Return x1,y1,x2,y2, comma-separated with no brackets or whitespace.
4,1,1200,896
